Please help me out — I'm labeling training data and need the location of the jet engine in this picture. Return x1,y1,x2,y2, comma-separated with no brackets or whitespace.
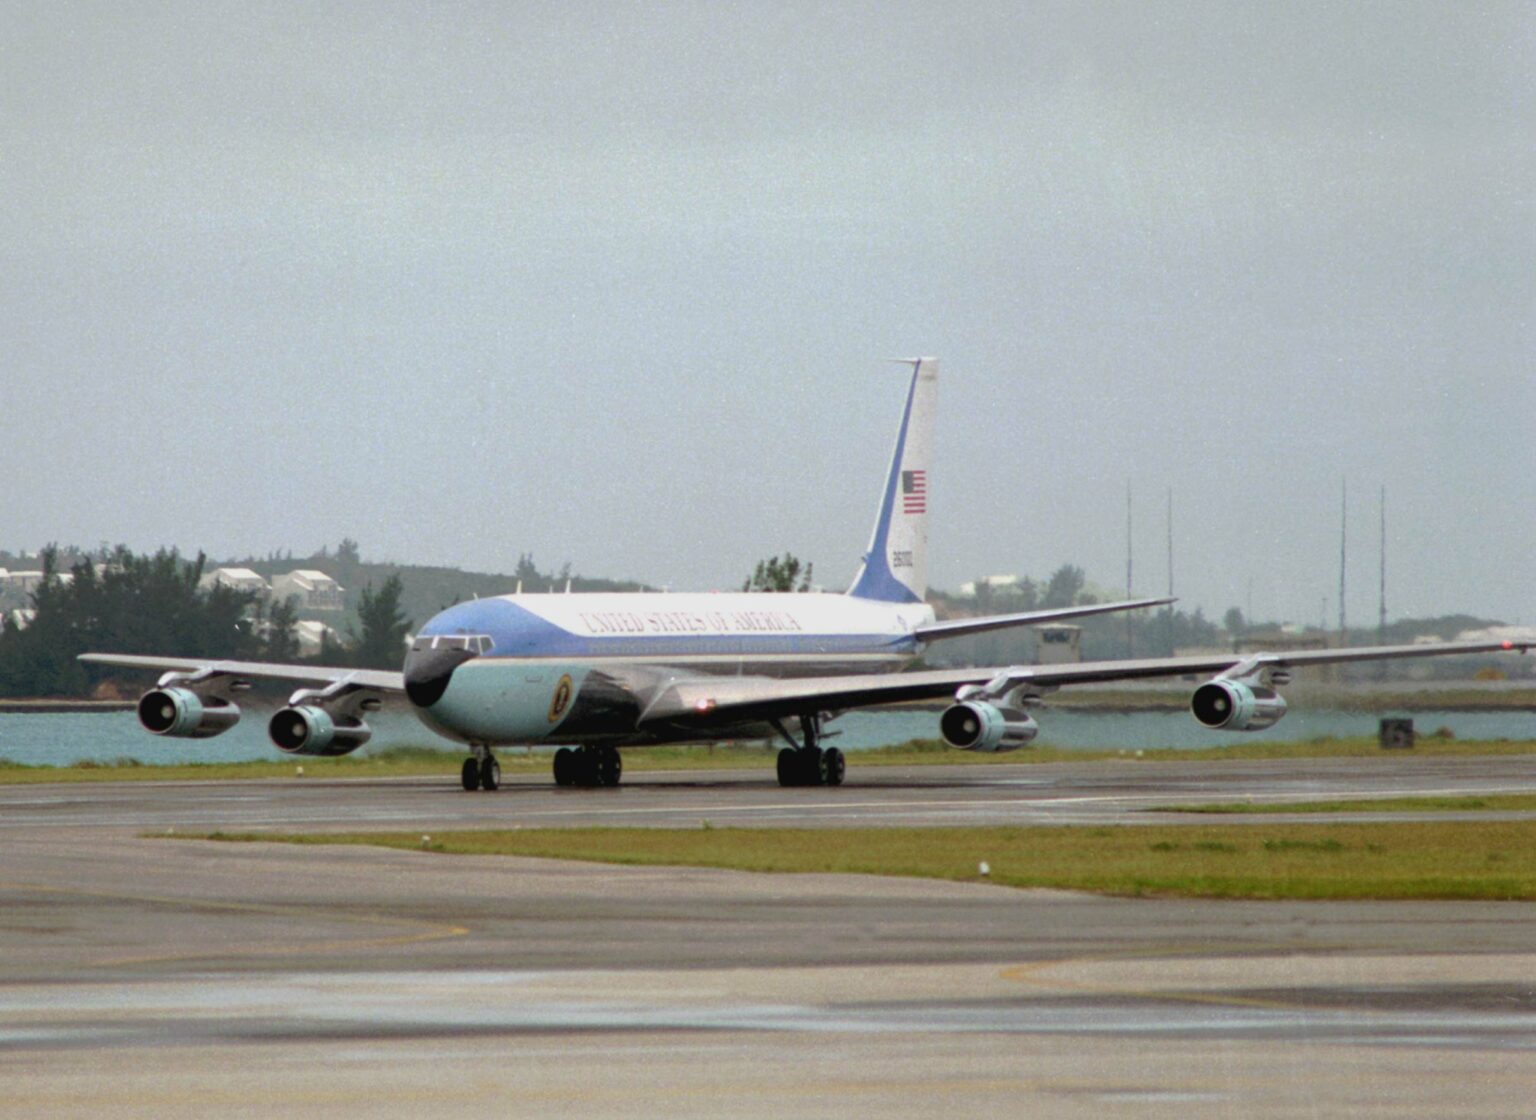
268,705,372,757
1190,679,1288,732
939,700,1040,752
136,687,241,739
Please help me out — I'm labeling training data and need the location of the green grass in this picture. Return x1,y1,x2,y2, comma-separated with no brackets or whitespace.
1155,793,1536,815
190,819,1536,901
2,734,1534,784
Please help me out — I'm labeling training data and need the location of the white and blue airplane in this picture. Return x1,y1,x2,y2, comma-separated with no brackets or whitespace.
85,359,1529,791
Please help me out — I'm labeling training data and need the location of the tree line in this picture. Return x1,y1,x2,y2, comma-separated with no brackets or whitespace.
0,547,411,697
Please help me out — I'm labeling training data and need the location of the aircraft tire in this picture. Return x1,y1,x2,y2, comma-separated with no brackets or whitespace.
598,747,621,787
461,757,480,791
822,747,845,787
479,756,500,791
776,748,798,787
801,746,825,786
576,747,601,788
553,747,577,787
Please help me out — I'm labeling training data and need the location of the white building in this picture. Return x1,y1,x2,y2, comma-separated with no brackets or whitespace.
958,574,1024,598
198,567,270,596
0,570,47,595
293,619,343,657
271,569,345,611
0,569,68,609
1456,625,1536,646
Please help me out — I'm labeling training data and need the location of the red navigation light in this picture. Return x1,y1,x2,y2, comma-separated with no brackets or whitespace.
1503,640,1514,650
695,698,716,713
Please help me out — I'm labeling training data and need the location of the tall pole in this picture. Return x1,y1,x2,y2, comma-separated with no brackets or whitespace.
1338,479,1348,647
1125,480,1133,657
1378,484,1387,641
1166,486,1174,655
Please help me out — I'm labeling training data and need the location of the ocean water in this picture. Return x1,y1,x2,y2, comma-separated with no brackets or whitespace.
0,706,1529,768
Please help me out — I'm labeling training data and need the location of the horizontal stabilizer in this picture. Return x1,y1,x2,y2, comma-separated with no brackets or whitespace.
913,597,1174,642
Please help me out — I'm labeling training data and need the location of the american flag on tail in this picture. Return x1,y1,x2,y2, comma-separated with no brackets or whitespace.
901,469,927,514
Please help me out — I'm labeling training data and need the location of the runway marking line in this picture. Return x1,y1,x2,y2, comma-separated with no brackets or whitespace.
0,880,469,967
998,944,1370,1016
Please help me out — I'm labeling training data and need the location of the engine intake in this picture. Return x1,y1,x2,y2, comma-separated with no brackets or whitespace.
268,706,372,757
1191,679,1288,732
939,700,1039,752
136,688,241,739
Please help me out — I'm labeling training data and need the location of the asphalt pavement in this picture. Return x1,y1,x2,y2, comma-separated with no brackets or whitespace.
2,756,1535,1117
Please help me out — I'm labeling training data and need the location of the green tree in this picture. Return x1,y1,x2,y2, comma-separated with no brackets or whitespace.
743,554,813,592
0,546,261,697
1223,607,1247,637
332,538,363,588
350,574,412,669
514,553,541,586
1042,564,1085,608
261,595,302,661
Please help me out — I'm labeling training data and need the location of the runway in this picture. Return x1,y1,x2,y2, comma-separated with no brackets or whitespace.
3,756,1536,1117
3,753,1536,833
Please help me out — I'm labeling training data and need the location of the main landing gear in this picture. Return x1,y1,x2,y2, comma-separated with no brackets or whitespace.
552,745,622,788
772,716,844,787
461,744,500,791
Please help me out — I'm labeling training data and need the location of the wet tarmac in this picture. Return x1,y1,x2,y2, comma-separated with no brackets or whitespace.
2,757,1535,1116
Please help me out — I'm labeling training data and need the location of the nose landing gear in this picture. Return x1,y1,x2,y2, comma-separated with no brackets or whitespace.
461,744,501,791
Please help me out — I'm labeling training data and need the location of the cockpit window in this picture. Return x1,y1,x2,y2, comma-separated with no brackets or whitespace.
410,634,494,654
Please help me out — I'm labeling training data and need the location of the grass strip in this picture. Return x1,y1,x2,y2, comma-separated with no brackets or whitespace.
1154,794,1536,815
192,819,1536,901
3,735,1535,784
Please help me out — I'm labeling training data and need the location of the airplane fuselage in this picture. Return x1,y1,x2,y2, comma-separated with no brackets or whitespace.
404,591,936,747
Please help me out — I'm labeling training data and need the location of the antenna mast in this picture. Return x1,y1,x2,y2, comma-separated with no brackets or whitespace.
1165,486,1174,655
1125,481,1133,657
1378,484,1387,640
1338,479,1348,647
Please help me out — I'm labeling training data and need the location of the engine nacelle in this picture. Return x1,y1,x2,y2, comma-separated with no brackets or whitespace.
268,706,372,757
939,701,1040,752
136,688,241,739
1190,679,1288,732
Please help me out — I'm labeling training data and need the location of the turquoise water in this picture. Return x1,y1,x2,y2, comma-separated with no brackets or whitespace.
0,707,1529,768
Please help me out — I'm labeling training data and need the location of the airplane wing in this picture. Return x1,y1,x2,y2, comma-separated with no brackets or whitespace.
76,653,404,693
638,638,1532,727
912,596,1173,641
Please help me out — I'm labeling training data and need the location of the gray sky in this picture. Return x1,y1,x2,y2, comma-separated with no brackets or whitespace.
3,2,1532,624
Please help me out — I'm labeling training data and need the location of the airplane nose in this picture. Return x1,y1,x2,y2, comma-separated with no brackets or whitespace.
403,646,476,708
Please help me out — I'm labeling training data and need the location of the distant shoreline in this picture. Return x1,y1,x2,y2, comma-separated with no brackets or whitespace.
0,699,135,713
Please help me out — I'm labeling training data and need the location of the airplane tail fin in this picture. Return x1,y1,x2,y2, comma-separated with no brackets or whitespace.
847,358,938,604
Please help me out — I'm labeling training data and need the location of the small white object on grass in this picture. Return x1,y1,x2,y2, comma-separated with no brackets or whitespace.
421,835,432,848
978,861,990,877
295,765,304,777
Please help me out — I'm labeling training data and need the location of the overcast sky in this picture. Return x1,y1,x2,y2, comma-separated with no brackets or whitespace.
3,2,1532,625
